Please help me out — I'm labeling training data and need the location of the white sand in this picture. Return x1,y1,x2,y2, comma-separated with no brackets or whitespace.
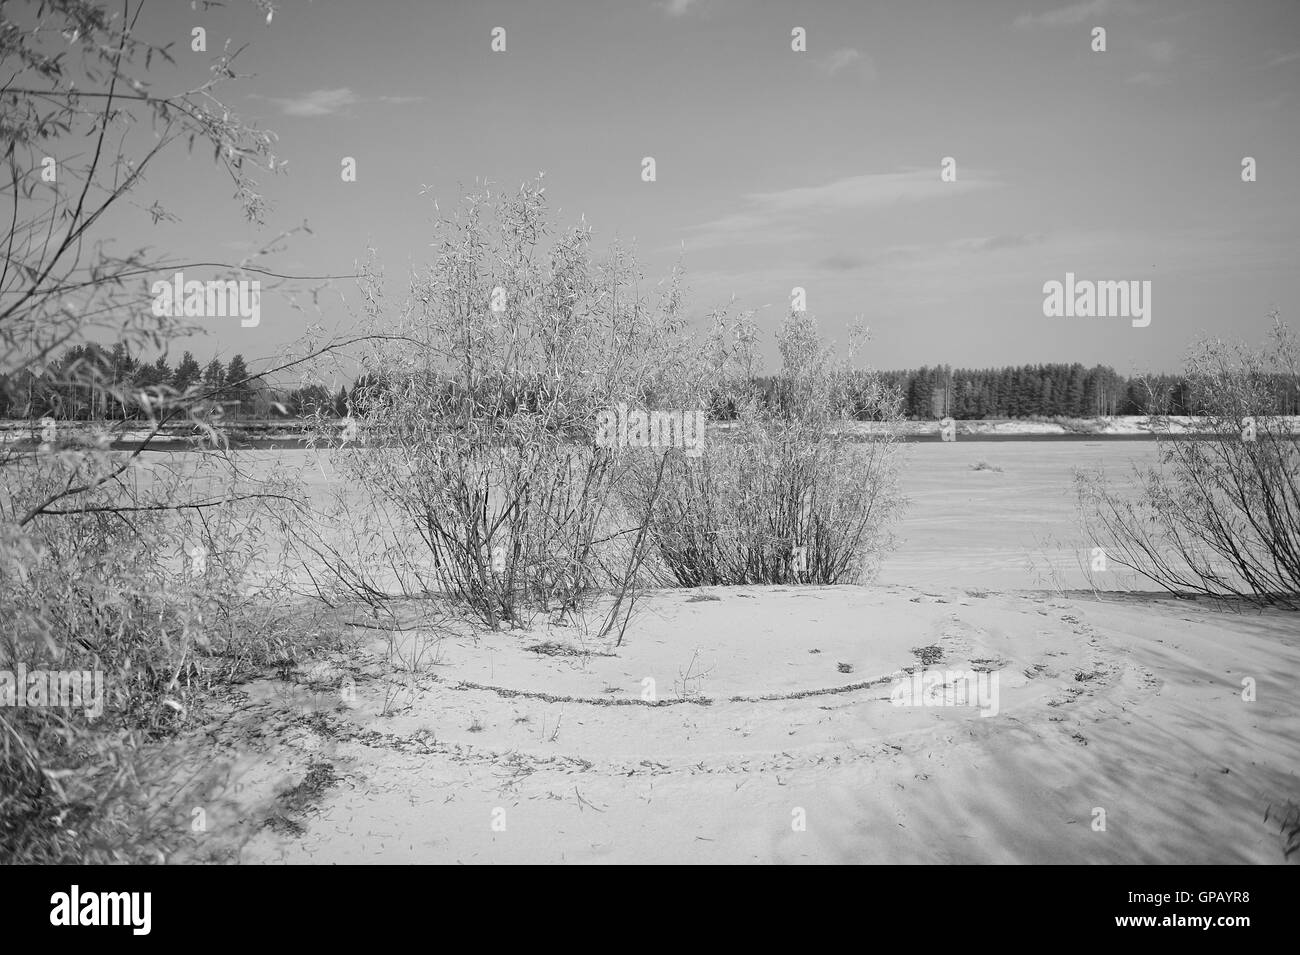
170,441,1299,864
194,582,1297,864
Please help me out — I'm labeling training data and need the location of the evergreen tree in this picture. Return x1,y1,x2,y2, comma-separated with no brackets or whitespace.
109,343,137,384
225,354,250,393
909,366,933,419
224,354,251,415
202,358,225,389
172,351,202,391
137,356,171,389
1065,364,1086,417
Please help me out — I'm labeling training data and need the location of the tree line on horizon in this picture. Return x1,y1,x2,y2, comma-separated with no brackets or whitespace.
718,362,1300,420
878,363,1300,419
4,348,1299,422
0,344,347,421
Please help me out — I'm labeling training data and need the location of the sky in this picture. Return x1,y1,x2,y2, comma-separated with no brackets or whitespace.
65,0,1300,378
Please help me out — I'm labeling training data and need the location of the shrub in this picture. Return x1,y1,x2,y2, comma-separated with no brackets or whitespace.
1076,314,1300,607
322,180,694,632
0,0,331,862
0,445,310,862
631,310,906,586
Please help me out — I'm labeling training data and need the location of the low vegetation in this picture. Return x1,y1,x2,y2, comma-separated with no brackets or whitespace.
4,0,1292,868
0,0,336,863
1077,315,1300,608
630,311,905,586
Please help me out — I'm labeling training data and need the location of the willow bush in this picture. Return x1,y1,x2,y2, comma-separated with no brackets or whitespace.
629,310,907,587
326,179,702,632
1076,314,1300,607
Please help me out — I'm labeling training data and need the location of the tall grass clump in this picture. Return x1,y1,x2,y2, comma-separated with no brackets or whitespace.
630,310,907,586
0,0,343,862
1076,313,1300,607
323,179,696,633
0,440,311,862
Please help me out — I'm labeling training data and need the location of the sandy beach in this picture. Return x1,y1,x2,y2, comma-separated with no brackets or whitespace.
173,442,1300,864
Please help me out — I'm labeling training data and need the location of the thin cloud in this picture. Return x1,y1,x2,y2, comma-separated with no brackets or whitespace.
814,234,1045,275
953,233,1046,252
1119,40,1176,85
661,0,700,16
685,169,996,250
262,87,359,117
659,0,737,19
255,89,424,117
1125,71,1170,87
1143,39,1175,64
1013,0,1130,29
817,253,867,272
819,48,875,79
1265,50,1300,68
